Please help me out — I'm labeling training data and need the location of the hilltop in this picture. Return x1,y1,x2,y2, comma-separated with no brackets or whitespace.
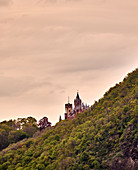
0,68,137,170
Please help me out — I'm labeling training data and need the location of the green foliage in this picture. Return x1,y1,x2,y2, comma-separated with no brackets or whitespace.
0,117,38,151
0,68,137,169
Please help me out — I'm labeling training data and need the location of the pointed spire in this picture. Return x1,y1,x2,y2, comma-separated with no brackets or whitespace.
68,96,70,103
76,91,80,99
59,115,62,122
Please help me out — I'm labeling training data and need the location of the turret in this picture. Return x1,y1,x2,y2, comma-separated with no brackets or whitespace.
74,92,82,114
59,115,62,122
65,97,72,119
65,103,72,118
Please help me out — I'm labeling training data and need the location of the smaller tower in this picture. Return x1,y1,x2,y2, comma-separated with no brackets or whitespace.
59,115,62,122
65,96,72,119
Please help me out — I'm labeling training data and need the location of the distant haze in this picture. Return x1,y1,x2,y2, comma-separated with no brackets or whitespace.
0,0,138,124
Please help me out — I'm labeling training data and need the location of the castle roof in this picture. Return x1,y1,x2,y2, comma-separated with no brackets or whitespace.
76,92,80,99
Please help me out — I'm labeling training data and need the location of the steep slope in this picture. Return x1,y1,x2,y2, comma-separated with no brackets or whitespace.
0,68,137,170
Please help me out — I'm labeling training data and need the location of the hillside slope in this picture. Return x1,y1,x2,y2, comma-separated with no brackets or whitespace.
0,69,138,170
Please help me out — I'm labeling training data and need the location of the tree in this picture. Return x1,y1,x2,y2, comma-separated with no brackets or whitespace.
15,117,37,130
22,124,38,137
38,117,51,131
26,117,37,124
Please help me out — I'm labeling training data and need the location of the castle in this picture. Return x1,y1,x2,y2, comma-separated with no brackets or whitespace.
61,92,89,121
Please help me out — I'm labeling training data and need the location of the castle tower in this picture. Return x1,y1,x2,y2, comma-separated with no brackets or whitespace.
74,92,82,114
65,97,72,119
59,115,62,122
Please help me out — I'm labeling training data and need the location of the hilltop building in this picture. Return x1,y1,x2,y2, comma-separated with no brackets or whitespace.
62,92,89,120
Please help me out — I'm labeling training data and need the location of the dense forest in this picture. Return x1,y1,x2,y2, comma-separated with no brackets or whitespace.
0,117,51,151
0,117,38,151
0,68,137,170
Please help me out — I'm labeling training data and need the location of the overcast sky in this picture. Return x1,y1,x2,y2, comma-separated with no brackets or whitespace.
0,0,138,124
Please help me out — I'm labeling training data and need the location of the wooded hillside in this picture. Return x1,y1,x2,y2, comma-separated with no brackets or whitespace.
0,69,137,170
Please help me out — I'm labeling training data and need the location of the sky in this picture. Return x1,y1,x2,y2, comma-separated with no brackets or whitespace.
0,0,138,125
